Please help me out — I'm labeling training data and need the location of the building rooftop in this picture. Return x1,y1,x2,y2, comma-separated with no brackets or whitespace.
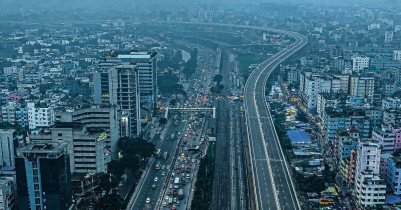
17,140,70,156
287,130,312,144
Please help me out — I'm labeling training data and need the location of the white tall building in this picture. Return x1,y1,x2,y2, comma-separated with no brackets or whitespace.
27,102,54,129
299,72,332,113
354,142,385,208
385,31,394,44
394,50,401,61
352,55,370,73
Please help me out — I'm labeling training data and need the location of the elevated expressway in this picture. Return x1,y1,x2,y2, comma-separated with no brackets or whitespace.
5,19,307,209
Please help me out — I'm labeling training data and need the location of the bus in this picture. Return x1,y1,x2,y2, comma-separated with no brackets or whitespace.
155,149,161,159
163,151,169,160
319,198,333,205
155,161,161,170
186,164,191,172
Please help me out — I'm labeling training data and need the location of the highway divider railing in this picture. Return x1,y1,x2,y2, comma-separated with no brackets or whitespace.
126,156,154,209
126,129,168,209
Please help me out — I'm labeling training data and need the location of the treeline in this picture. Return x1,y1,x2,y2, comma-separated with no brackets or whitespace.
191,145,215,210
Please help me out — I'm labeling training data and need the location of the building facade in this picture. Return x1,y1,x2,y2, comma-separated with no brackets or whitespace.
15,141,73,210
27,102,54,130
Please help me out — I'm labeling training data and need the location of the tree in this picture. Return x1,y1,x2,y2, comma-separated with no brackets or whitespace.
213,74,223,84
118,137,156,159
95,193,124,210
296,110,309,123
159,118,168,125
170,99,177,106
96,172,119,193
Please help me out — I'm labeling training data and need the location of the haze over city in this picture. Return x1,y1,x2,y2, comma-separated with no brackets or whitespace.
1,1,401,210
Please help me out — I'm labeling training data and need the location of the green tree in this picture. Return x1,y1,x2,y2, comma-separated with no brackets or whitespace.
213,74,223,84
118,137,156,159
159,118,168,125
296,110,309,123
96,172,119,193
95,193,124,210
170,99,177,106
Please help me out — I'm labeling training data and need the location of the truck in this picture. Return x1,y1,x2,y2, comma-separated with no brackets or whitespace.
174,177,180,189
178,189,184,200
171,133,175,140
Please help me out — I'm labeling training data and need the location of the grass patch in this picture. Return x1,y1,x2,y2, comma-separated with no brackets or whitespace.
237,53,267,78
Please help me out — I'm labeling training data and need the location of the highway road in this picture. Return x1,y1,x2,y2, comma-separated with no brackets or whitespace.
243,32,308,210
8,19,307,209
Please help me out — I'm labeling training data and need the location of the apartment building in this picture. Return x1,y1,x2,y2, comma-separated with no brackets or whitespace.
350,76,375,103
372,127,395,154
352,55,370,73
387,156,401,195
1,101,28,127
27,102,54,130
354,143,386,208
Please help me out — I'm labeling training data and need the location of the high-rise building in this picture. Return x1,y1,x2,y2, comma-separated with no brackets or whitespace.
354,143,385,208
94,64,141,136
117,51,158,106
54,104,121,159
28,123,108,174
15,140,73,210
0,130,15,168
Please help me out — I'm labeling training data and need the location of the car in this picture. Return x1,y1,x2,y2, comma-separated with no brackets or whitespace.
163,202,167,207
186,174,190,179
170,179,174,183
176,201,180,206
154,177,158,182
161,171,166,176
152,184,156,189
165,196,169,200
173,197,177,203
176,170,180,174
169,184,173,189
146,198,150,204
167,191,171,195
181,169,185,173
172,173,175,177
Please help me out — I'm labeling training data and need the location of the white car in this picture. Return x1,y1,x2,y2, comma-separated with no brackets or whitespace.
154,177,158,182
146,198,150,204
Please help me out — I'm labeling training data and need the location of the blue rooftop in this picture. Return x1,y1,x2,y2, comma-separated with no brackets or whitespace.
287,130,312,144
0,166,15,171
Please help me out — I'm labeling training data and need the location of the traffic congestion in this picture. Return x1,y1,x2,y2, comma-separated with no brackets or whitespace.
132,44,220,210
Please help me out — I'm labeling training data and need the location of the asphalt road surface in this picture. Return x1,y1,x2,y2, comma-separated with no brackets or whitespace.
243,32,308,210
